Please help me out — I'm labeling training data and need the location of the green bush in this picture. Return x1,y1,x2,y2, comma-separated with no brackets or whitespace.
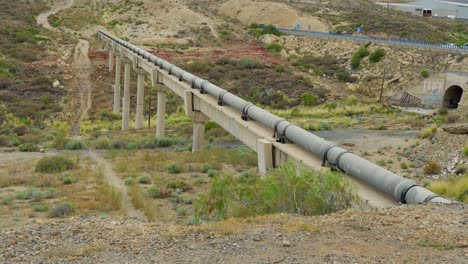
35,155,74,173
44,188,58,198
369,48,385,63
419,126,437,139
300,93,318,106
138,175,151,184
18,143,39,152
424,161,442,175
48,202,75,218
438,107,448,116
238,58,257,69
207,169,219,178
420,70,430,78
167,179,191,192
62,175,76,185
1,196,14,205
65,140,84,150
266,43,283,52
124,176,135,186
351,47,369,69
32,204,49,212
147,186,161,199
29,188,45,202
200,164,213,173
166,162,182,174
464,144,468,156
194,162,357,220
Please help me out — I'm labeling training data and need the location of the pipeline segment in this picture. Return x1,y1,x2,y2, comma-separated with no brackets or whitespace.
98,30,450,205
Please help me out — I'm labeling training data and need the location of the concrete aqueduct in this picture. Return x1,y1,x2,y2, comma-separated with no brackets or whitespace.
406,71,467,109
98,31,450,208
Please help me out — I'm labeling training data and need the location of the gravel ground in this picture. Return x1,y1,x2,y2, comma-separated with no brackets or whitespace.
1,204,466,263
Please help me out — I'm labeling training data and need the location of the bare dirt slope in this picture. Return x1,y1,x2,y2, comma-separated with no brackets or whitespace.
70,39,93,136
218,0,328,31
0,204,466,263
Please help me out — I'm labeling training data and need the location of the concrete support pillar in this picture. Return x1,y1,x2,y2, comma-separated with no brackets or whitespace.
192,120,205,152
257,139,273,177
135,69,145,129
183,90,208,152
113,55,121,114
156,86,167,138
121,59,131,131
108,50,114,72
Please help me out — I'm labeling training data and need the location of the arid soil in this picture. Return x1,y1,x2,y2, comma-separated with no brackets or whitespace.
0,204,466,263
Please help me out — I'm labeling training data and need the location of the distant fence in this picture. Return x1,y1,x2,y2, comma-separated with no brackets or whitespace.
278,28,468,54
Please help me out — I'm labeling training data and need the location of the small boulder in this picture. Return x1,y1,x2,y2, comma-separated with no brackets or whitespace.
53,80,60,88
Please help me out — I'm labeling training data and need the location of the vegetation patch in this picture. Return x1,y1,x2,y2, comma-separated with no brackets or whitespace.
194,162,357,221
48,202,75,218
428,175,468,202
35,155,74,173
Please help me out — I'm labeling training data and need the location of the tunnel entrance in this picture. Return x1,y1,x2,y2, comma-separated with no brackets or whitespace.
443,86,463,109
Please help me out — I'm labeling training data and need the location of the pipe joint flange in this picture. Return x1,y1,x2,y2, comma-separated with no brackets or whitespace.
168,65,175,76
200,80,210,94
218,90,228,106
400,183,418,204
191,77,197,89
334,150,351,172
423,194,442,204
241,103,254,121
277,124,294,144
178,71,185,82
272,119,286,138
321,143,338,167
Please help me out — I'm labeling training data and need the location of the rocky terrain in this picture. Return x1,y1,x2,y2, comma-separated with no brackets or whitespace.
1,204,467,263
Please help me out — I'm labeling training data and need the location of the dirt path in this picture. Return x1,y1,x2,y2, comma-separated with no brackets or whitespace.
70,39,93,136
36,0,74,30
88,151,144,219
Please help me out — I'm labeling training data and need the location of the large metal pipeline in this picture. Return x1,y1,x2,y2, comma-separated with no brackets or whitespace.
98,30,450,205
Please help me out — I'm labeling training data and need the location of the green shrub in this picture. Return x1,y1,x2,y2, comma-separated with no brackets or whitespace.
464,144,468,156
266,43,283,52
62,175,76,185
35,155,74,173
18,143,39,152
166,162,182,174
300,93,318,106
351,47,369,69
147,185,161,199
369,48,385,63
167,179,190,192
428,175,468,202
29,188,45,202
176,206,189,216
207,169,219,178
48,202,75,218
344,95,358,106
65,140,84,150
375,125,387,130
1,196,13,205
238,58,257,69
32,204,49,212
200,164,213,173
401,163,408,170
424,161,441,175
420,70,430,78
138,175,151,184
44,188,58,198
419,126,437,139
438,107,448,116
124,176,135,186
194,162,357,219
16,191,29,200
